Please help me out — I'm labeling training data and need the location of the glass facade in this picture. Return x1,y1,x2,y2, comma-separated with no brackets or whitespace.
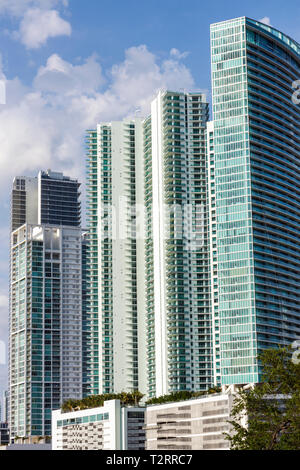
40,171,81,227
9,170,85,439
57,413,109,428
82,233,91,398
10,225,84,438
210,17,300,385
85,130,99,395
85,121,142,395
11,183,26,232
10,228,61,437
143,116,155,396
145,91,213,397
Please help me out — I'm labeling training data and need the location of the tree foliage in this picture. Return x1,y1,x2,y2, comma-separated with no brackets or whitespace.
226,347,300,450
146,387,222,406
62,390,144,412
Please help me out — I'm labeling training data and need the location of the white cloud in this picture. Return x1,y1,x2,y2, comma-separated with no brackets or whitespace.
170,48,190,59
34,53,105,95
0,1,71,49
0,294,8,309
0,0,67,17
16,8,71,49
109,45,195,112
0,45,197,196
259,17,272,26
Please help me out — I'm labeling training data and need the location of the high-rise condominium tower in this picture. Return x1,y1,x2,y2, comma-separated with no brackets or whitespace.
86,91,212,398
210,17,300,386
144,90,211,397
9,170,85,439
86,120,145,395
11,170,80,232
2,391,8,424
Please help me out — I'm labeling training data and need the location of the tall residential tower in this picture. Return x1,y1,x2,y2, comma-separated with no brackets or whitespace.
144,90,212,397
9,170,86,439
210,17,300,385
86,120,145,395
86,91,213,399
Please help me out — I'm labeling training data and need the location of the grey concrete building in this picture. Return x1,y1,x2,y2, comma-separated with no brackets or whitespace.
145,392,235,450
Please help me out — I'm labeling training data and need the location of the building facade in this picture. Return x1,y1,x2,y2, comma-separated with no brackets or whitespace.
38,170,81,227
86,120,146,396
210,17,300,385
11,170,81,231
9,171,86,439
144,90,212,397
84,18,300,401
52,400,145,450
0,422,9,446
145,392,234,450
10,224,84,438
11,176,38,232
1,391,8,424
86,93,214,399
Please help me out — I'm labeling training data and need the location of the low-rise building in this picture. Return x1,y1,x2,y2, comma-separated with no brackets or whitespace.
2,444,52,451
145,392,235,450
0,423,9,446
52,400,145,450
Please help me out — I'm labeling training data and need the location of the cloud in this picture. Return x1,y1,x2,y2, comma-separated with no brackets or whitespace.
34,53,105,95
0,1,71,49
170,48,190,59
15,8,71,49
0,45,197,196
259,17,272,26
0,0,67,17
109,45,195,111
0,294,8,309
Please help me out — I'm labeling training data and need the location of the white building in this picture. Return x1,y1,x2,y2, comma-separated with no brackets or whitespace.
143,90,212,398
86,119,146,396
52,400,145,450
86,91,213,400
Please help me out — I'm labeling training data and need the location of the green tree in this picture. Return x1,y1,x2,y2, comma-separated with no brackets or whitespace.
226,347,300,450
146,387,222,406
61,391,145,412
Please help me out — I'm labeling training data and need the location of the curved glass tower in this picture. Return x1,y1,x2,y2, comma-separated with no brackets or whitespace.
210,18,300,385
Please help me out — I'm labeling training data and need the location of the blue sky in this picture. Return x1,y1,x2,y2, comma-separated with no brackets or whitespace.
0,0,299,406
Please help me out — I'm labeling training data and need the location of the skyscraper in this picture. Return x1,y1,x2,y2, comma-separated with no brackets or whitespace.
39,170,81,227
11,170,81,230
86,120,145,395
11,177,38,232
86,91,212,399
85,17,300,400
210,17,300,386
144,90,212,397
2,390,8,424
9,170,85,439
